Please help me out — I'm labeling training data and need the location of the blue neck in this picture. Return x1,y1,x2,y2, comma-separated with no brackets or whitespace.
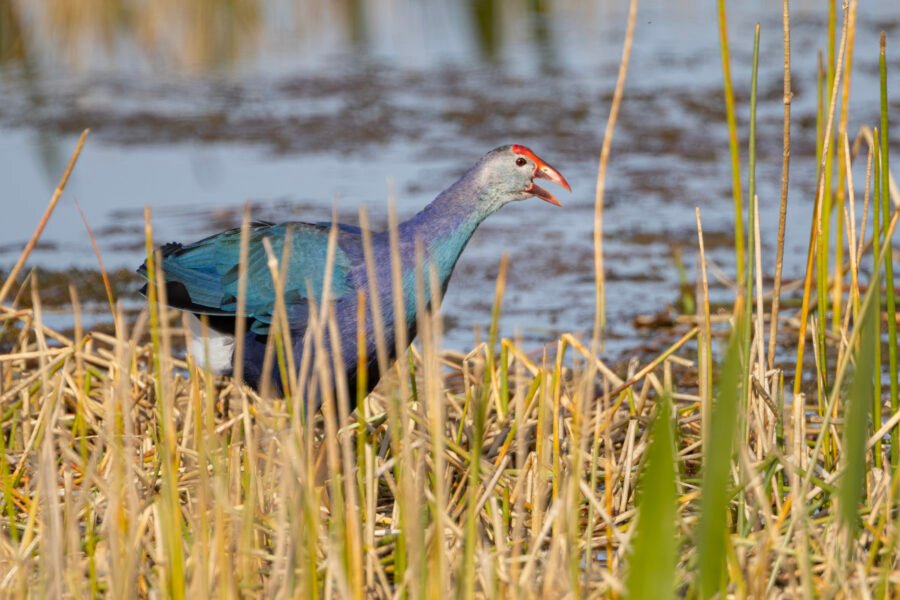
374,183,491,324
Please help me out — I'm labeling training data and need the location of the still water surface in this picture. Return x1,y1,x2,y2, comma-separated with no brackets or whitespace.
1,0,898,354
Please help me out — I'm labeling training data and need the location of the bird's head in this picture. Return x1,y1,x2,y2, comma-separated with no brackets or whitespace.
472,144,571,209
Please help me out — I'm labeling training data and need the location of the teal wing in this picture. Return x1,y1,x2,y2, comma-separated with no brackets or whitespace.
139,222,356,334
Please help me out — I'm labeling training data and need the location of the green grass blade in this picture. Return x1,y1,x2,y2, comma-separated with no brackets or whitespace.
626,393,677,600
717,0,745,284
879,32,897,466
736,23,760,539
697,309,745,598
872,134,883,468
839,285,876,535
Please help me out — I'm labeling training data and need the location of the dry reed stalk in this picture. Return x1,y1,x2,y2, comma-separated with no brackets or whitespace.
74,201,116,316
606,327,698,398
592,0,639,345
228,203,253,415
0,130,89,307
768,0,793,371
752,196,767,393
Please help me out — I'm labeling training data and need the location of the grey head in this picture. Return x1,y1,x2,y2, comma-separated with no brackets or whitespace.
465,144,571,213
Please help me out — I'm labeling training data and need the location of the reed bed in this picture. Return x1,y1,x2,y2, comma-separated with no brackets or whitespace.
2,1,900,598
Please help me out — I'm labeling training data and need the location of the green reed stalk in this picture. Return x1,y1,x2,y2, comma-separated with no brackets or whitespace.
717,0,745,285
816,52,825,182
737,23,760,537
793,2,849,400
816,52,831,393
746,23,759,328
872,135,883,468
499,342,510,416
879,33,897,465
820,0,837,341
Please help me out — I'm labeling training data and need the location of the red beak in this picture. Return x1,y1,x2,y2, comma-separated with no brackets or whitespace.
512,145,571,206
530,160,571,207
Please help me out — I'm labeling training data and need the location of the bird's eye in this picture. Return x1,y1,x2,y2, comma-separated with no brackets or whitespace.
515,157,527,167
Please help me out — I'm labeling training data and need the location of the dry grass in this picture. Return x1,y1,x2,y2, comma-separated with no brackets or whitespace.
0,289,686,597
1,222,899,598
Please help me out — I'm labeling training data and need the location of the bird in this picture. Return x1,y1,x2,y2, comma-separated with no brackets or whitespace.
137,144,570,410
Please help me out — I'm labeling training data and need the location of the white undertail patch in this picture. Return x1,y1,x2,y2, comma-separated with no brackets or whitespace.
187,314,235,375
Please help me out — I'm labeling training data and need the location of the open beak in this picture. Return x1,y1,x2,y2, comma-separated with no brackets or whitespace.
528,161,571,207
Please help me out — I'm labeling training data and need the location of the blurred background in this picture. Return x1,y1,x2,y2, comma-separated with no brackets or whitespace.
0,0,898,354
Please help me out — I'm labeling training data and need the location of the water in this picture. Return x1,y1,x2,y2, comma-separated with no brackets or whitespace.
1,0,898,356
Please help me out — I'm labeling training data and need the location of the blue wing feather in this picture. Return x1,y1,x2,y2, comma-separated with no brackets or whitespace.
315,221,363,235
139,222,359,333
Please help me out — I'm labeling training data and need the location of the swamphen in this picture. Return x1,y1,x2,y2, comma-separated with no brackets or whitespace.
138,145,569,409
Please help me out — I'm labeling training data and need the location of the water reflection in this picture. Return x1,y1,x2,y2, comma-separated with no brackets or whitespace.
0,0,27,65
470,0,500,62
343,0,368,50
0,0,585,76
1,1,65,182
527,0,560,73
21,0,262,72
